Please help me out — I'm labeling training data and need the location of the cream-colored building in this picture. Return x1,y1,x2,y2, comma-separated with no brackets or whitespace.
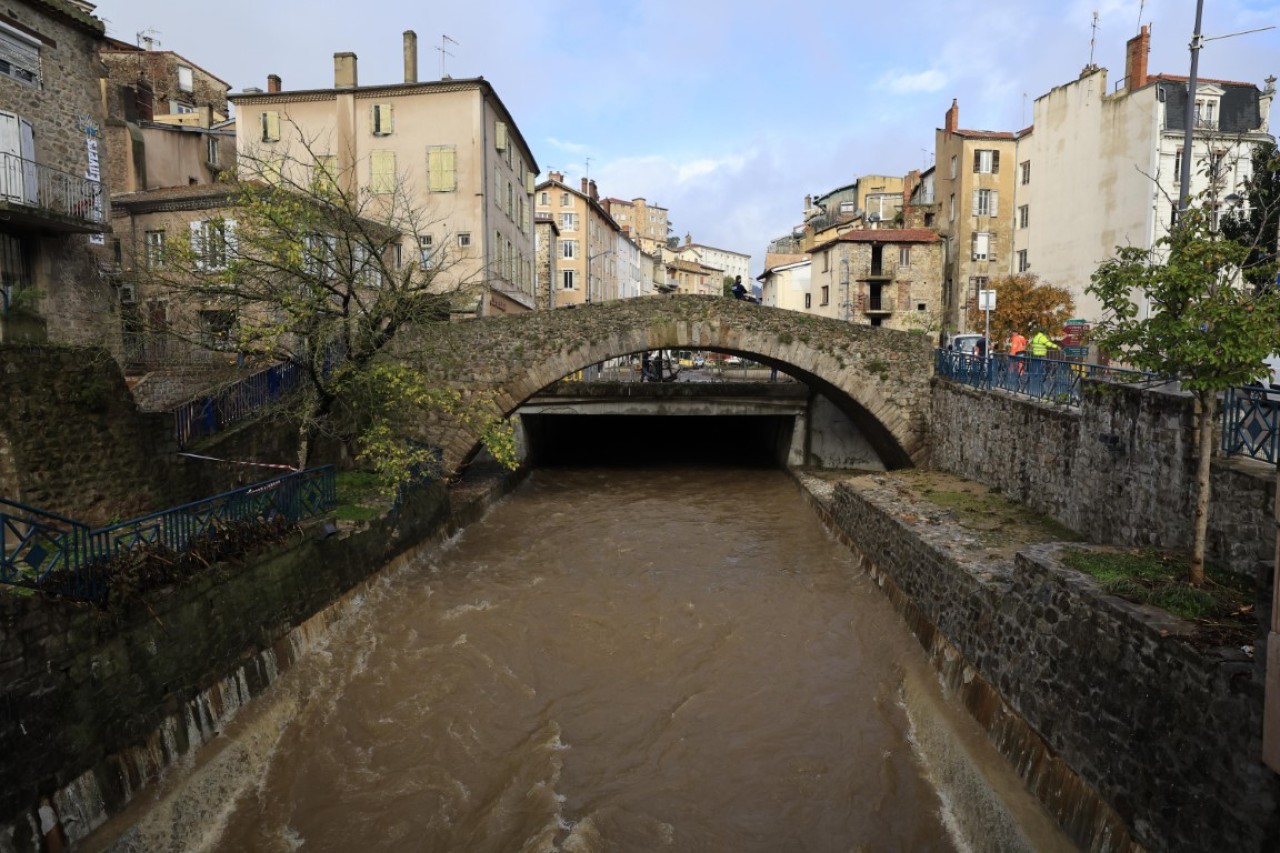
228,33,539,316
534,172,623,305
667,237,750,289
758,253,811,312
806,229,943,329
934,101,1022,334
601,196,669,256
1013,26,1275,321
665,258,722,295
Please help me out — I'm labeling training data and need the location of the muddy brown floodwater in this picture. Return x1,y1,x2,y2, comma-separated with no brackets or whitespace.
104,468,994,852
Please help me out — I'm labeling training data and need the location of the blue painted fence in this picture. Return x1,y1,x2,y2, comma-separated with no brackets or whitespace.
173,359,304,448
0,466,336,601
1221,385,1280,465
934,350,1153,406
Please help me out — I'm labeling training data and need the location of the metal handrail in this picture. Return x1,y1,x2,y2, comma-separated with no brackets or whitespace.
0,151,103,223
1221,385,1280,465
173,359,304,447
935,350,1155,407
0,467,336,601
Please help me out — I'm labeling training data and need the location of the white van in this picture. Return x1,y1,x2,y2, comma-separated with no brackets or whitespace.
948,333,985,354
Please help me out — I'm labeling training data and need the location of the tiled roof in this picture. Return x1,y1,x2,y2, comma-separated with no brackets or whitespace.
810,228,941,253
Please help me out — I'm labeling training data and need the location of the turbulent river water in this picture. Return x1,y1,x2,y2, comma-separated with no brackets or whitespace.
107,467,988,852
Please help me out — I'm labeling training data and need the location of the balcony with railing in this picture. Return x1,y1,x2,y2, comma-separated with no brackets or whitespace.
0,152,105,232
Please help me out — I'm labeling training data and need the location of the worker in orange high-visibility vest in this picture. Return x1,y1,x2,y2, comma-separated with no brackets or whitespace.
1009,331,1028,374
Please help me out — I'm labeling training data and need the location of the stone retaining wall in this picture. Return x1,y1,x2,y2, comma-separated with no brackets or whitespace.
0,482,450,850
930,379,1275,576
826,477,1280,852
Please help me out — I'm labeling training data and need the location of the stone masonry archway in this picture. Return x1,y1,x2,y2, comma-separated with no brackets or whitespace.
405,295,935,473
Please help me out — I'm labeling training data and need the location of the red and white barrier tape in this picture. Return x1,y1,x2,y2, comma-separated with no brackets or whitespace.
177,452,299,472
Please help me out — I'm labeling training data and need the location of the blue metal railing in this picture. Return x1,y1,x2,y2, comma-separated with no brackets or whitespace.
934,350,1155,407
0,466,335,601
1221,385,1280,465
173,359,303,448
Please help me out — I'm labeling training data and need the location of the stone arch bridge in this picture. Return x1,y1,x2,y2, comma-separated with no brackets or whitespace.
411,295,936,472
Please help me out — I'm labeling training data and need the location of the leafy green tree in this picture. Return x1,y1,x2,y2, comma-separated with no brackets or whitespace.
964,273,1075,346
1088,204,1280,585
722,275,736,297
1219,140,1280,292
139,132,515,487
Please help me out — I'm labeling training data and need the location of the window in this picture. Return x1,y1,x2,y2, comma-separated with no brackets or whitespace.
974,149,999,174
495,120,508,151
353,243,380,287
145,230,166,268
1018,205,1029,228
177,65,193,93
804,293,812,309
949,193,956,222
973,188,999,217
303,233,336,278
190,219,235,270
562,269,576,289
1017,249,1030,272
393,242,403,268
839,201,856,214
949,155,957,179
427,145,456,192
1173,149,1184,183
198,310,235,349
1195,98,1218,129
969,276,989,302
0,26,41,86
370,150,395,194
899,246,911,267
419,235,434,268
206,135,220,167
820,285,829,306
560,192,571,206
562,239,578,259
371,103,394,136
457,232,472,248
559,212,578,231
173,103,195,114
971,231,994,262
261,111,280,142
539,191,549,206
1020,160,1031,185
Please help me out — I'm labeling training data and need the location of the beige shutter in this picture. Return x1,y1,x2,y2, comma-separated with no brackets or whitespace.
495,120,508,151
428,146,456,191
372,103,394,135
262,111,280,142
371,150,396,193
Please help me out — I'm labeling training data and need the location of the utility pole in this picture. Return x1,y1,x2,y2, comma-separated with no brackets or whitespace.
1178,0,1205,218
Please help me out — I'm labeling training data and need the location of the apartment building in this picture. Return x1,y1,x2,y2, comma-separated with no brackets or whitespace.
934,100,1022,334
229,32,539,316
806,229,942,329
668,237,750,287
758,253,811,311
102,39,235,194
0,0,112,346
601,196,669,256
534,172,623,305
1013,26,1275,321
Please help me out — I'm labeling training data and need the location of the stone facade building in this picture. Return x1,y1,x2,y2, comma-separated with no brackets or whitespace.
934,100,1023,336
534,172,622,305
533,213,558,310
0,0,113,348
601,195,669,256
806,228,943,329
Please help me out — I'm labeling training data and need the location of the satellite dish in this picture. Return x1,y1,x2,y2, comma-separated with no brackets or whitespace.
868,213,881,222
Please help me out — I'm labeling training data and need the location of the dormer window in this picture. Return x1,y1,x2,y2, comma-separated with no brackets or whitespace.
1194,84,1224,130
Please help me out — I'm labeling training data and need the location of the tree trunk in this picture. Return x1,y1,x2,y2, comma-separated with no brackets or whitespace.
1190,389,1216,586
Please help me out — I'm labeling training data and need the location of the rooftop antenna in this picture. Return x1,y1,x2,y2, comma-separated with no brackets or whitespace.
584,156,593,182
1136,0,1146,31
1021,92,1028,126
1089,10,1099,66
137,28,161,50
437,34,457,79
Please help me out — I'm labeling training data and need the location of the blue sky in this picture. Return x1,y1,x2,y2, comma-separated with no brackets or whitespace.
98,0,1280,274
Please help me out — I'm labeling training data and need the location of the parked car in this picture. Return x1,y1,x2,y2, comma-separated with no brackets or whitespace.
948,334,985,355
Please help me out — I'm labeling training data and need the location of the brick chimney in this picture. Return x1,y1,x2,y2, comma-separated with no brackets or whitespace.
589,179,598,201
945,99,958,133
404,31,418,84
1125,25,1150,91
267,74,281,93
549,171,563,183
334,52,358,89
581,177,589,194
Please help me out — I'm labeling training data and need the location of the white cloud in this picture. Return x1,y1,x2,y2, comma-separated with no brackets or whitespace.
880,69,948,94
545,137,593,156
